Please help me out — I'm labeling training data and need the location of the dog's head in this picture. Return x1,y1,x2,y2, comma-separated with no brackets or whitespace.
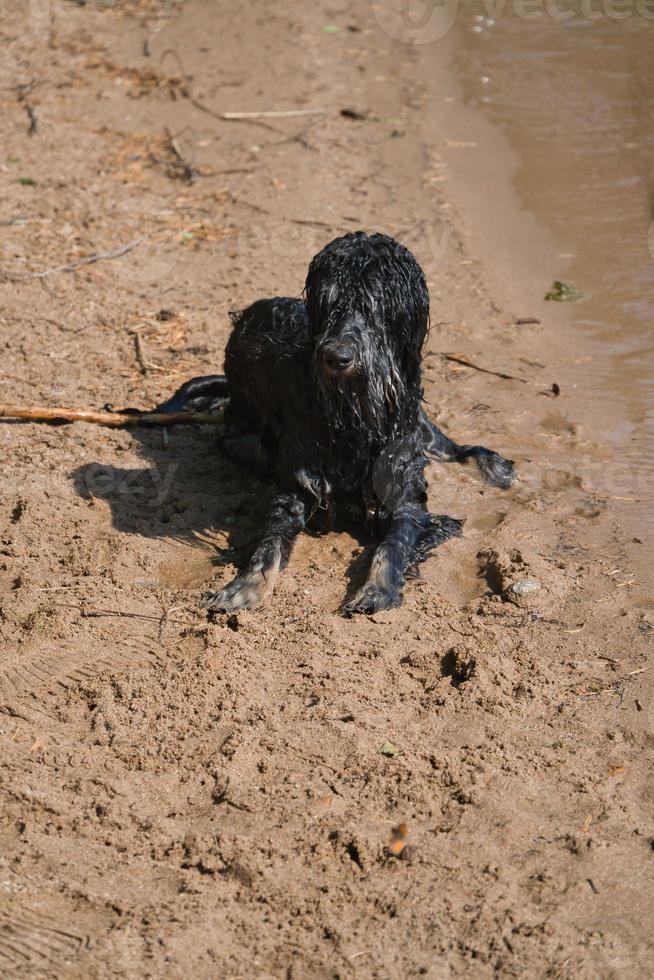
305,231,429,432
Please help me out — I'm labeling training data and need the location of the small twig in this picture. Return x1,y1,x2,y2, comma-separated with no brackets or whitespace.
438,352,529,384
162,126,199,183
15,80,38,136
220,108,325,119
131,330,151,376
0,404,225,428
289,217,344,230
211,775,252,811
227,195,347,231
80,609,163,622
227,193,272,216
189,97,280,133
4,237,146,282
34,585,85,592
25,104,38,136
205,167,255,175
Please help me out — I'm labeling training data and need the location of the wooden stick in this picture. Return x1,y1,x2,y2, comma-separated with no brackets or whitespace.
0,404,225,428
220,109,325,119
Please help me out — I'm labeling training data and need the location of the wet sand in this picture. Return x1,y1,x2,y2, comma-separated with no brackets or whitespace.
0,1,652,977
454,3,654,508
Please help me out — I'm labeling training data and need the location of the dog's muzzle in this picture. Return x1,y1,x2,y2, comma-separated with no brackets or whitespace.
320,342,356,376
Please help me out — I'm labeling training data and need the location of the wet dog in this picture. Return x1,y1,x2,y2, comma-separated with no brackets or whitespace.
157,231,515,614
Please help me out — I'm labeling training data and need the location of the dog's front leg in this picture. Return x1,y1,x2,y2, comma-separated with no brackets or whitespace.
342,506,462,616
203,492,310,613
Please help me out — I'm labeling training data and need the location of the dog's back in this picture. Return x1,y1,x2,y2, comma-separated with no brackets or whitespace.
224,297,312,431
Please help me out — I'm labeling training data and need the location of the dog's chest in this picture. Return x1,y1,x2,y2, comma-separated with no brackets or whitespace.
323,432,379,519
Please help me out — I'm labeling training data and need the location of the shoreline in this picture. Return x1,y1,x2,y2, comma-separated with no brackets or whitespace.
413,15,651,588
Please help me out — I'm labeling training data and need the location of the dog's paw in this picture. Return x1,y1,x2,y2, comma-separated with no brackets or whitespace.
202,571,269,613
467,448,516,489
342,583,402,617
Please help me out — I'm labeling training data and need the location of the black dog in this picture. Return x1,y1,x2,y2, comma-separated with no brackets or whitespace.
157,232,515,614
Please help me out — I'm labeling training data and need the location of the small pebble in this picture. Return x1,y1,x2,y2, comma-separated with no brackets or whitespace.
510,578,541,596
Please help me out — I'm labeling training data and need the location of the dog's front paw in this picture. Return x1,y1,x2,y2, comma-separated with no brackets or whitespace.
469,448,516,489
202,571,269,613
342,583,402,616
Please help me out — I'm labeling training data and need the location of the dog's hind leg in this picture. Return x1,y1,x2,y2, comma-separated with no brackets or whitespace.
220,433,273,478
202,491,311,613
155,375,229,413
342,505,463,616
419,408,516,489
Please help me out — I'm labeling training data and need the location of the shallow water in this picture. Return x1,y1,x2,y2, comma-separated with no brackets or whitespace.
453,2,654,510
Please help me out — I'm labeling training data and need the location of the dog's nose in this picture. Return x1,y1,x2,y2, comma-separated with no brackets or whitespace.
322,345,354,372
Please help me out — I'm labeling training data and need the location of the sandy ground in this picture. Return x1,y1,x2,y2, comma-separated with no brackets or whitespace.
1,1,652,977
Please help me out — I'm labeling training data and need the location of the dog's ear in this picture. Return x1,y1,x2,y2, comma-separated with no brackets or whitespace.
390,266,429,383
304,255,323,330
305,246,343,330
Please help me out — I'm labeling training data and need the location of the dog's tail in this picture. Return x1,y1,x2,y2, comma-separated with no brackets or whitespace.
155,375,230,414
420,409,516,490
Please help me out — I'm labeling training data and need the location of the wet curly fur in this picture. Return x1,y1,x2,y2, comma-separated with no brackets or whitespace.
157,231,516,614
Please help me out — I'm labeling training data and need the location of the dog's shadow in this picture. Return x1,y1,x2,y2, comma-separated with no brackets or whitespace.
71,425,267,579
71,423,377,602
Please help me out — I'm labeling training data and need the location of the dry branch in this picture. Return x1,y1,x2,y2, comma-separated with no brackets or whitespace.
0,404,225,428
